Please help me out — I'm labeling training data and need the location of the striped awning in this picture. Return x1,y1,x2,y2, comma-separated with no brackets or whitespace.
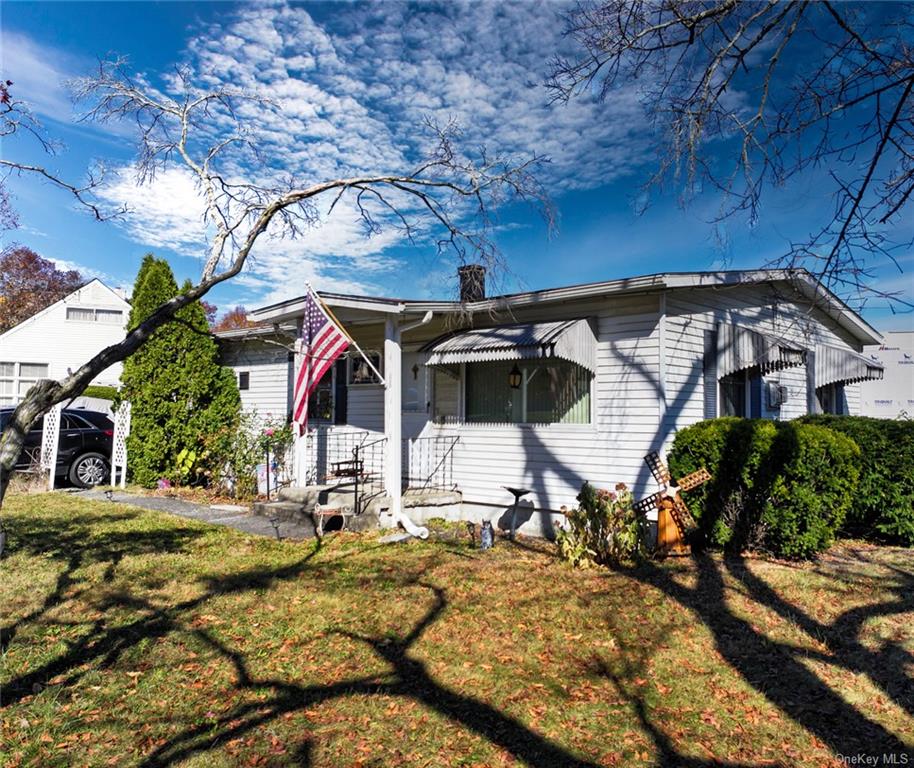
816,345,884,387
422,318,597,373
717,324,807,378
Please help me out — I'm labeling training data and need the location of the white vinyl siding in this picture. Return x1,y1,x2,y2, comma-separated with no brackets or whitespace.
664,284,867,441
414,295,663,514
346,385,384,432
220,341,292,422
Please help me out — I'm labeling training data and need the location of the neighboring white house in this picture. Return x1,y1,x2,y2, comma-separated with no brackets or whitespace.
861,330,914,418
0,279,129,406
219,268,884,536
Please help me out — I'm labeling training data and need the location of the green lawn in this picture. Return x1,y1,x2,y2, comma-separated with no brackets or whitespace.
1,493,912,767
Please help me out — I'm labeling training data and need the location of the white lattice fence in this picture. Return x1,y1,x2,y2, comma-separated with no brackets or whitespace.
40,403,63,491
111,402,131,488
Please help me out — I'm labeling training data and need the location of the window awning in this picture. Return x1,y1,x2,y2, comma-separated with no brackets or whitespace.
717,324,807,378
816,345,884,387
422,318,597,374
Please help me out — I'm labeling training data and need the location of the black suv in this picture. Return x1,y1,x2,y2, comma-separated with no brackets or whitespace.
0,407,114,487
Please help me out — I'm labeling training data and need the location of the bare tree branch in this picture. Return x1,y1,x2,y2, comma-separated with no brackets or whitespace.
549,1,914,311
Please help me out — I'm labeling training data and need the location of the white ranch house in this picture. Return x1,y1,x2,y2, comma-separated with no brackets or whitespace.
0,279,129,408
219,268,883,537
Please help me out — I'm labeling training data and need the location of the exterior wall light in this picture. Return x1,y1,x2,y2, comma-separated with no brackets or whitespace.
508,363,522,389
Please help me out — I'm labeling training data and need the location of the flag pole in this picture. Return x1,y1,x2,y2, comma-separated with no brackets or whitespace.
308,285,387,387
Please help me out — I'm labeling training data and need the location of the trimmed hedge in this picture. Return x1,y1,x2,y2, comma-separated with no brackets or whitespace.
81,385,118,401
669,418,860,559
798,415,914,546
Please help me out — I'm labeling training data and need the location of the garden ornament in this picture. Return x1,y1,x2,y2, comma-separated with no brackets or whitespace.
480,520,495,550
633,451,710,555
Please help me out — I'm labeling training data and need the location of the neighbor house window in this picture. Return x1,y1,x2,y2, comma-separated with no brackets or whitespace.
348,352,382,385
66,307,96,322
0,362,14,405
464,359,591,424
96,309,124,324
66,307,124,323
0,362,49,404
238,371,250,390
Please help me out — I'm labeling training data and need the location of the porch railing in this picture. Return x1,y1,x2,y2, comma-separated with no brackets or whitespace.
306,428,373,485
404,435,459,491
305,428,387,514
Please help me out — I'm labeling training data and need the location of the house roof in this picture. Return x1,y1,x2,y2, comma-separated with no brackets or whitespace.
249,269,883,346
0,278,131,345
214,323,297,341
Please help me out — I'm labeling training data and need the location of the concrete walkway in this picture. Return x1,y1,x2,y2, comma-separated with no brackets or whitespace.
75,489,316,540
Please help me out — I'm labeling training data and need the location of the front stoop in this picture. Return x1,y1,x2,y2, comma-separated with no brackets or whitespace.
252,484,386,536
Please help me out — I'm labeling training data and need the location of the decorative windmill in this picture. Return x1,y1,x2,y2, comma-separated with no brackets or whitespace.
633,451,711,555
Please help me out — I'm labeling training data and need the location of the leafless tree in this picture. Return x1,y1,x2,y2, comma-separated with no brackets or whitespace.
0,61,549,514
549,0,914,311
0,80,117,224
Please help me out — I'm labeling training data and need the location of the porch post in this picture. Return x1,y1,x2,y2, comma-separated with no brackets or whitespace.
384,317,402,517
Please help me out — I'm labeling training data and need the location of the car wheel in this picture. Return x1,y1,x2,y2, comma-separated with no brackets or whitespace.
69,452,109,488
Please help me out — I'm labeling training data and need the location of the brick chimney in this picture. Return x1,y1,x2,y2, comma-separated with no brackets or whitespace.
457,264,486,302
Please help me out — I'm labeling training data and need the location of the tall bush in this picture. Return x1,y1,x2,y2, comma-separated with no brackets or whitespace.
798,415,914,546
669,418,860,558
119,255,240,487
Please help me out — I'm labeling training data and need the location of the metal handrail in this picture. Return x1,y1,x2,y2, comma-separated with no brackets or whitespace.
405,435,459,491
353,436,387,514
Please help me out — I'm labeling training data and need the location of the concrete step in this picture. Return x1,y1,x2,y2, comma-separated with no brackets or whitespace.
278,484,387,513
251,499,381,535
403,489,462,508
252,501,316,536
252,501,314,527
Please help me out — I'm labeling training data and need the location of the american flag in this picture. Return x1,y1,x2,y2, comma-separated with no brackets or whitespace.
292,290,350,432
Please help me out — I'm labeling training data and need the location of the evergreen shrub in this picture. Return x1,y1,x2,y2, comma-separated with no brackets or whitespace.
117,255,240,487
669,418,860,558
798,415,914,545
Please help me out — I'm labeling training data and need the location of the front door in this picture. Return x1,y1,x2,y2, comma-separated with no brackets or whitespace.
401,352,431,485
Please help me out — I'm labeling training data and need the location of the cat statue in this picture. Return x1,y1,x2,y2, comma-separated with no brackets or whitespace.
480,519,495,550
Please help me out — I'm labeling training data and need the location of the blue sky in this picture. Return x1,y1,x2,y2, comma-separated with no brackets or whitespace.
2,0,912,331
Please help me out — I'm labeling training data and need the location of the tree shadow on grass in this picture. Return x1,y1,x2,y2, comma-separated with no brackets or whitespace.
0,509,204,655
613,553,914,760
2,512,599,767
137,576,602,768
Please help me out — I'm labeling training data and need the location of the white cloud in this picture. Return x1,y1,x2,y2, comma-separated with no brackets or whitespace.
90,1,654,303
0,32,75,121
95,166,208,257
